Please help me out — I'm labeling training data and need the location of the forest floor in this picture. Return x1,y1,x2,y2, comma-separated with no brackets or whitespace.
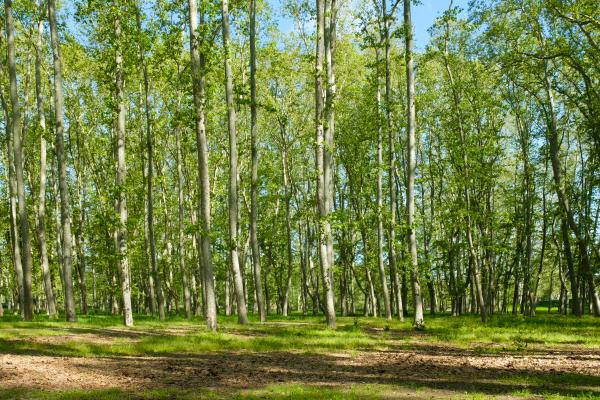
0,311,598,399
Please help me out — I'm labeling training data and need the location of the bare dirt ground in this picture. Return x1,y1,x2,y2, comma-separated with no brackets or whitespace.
1,337,599,398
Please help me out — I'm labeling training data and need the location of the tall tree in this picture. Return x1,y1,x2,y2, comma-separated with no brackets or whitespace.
403,0,424,327
48,0,77,323
249,0,266,322
221,0,249,324
375,45,391,320
188,0,217,330
6,0,34,321
34,0,57,317
383,0,403,321
136,6,164,320
315,0,336,328
113,9,133,327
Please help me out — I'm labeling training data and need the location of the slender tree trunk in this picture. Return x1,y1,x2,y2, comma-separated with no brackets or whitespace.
324,0,337,320
221,0,248,324
542,61,599,317
188,0,217,330
74,178,88,315
6,0,34,321
249,0,265,322
138,84,155,315
2,86,24,317
375,47,392,321
34,5,57,317
316,0,336,328
73,118,88,315
530,160,549,316
136,9,164,320
280,127,294,316
542,62,583,316
114,13,133,327
382,0,403,321
404,0,424,327
176,128,191,319
48,0,77,323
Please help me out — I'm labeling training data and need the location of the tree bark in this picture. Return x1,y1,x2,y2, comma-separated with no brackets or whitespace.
6,0,35,321
114,12,133,327
249,0,266,322
188,0,217,330
176,128,192,319
381,0,403,321
136,8,164,320
404,0,424,327
48,0,77,323
542,60,599,317
375,46,392,321
221,0,249,324
281,138,294,317
316,0,336,328
2,82,24,317
34,3,57,317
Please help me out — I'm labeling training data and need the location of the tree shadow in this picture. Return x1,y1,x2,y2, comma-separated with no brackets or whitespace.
56,349,600,398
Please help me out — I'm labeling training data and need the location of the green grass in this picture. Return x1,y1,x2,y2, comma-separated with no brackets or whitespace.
1,312,598,357
0,312,599,399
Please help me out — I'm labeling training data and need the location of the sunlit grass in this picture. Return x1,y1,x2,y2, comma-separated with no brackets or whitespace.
1,383,598,400
1,312,599,358
0,312,598,399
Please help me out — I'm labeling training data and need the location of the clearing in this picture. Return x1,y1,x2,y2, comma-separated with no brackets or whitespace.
0,313,598,399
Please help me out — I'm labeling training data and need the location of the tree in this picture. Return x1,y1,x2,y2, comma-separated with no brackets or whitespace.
249,0,266,323
136,5,164,320
403,0,424,327
48,0,77,322
221,0,249,324
34,0,57,318
5,0,34,321
315,0,336,329
188,0,217,330
114,7,133,327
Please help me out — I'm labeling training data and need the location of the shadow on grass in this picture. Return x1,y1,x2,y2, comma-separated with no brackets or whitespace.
2,347,598,398
1,313,599,399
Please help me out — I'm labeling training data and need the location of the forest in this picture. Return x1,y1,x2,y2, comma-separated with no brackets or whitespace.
0,0,599,398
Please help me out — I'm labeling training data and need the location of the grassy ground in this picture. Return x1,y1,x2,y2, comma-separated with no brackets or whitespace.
0,311,599,399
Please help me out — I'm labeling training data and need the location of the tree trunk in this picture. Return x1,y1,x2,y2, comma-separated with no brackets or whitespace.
542,61,599,317
404,0,424,327
175,128,192,319
136,9,164,321
2,80,24,317
316,0,336,328
221,0,248,324
73,116,88,315
188,0,217,330
382,0,403,322
530,160,549,316
375,46,392,321
34,4,57,317
114,13,133,327
280,126,294,317
249,0,265,322
48,0,78,323
6,0,34,321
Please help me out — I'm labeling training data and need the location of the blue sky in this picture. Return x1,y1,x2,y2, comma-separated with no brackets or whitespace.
63,0,470,50
267,0,471,49
412,0,470,48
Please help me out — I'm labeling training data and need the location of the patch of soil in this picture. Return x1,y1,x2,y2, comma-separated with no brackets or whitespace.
1,344,599,398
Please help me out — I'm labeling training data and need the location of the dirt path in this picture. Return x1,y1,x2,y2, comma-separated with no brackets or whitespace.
1,344,599,398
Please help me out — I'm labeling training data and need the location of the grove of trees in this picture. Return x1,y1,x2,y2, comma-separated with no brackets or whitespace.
1,0,599,328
